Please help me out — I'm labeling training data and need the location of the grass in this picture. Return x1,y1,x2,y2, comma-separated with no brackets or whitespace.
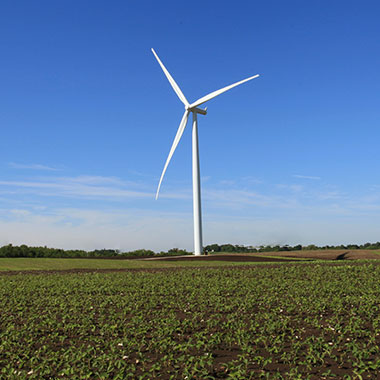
0,257,271,271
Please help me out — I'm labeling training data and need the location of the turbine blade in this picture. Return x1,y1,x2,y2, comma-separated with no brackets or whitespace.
151,48,189,107
190,74,259,109
156,110,190,199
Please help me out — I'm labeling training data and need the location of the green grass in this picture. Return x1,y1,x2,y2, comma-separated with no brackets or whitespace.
0,257,269,271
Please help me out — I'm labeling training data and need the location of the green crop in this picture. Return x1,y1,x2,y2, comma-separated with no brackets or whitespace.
1,262,380,379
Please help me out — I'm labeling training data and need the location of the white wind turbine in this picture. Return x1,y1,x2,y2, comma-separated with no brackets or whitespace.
152,48,259,255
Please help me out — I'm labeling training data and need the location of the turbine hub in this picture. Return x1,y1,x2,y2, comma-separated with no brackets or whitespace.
190,107,207,115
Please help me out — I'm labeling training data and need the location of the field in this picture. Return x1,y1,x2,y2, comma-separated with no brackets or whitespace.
0,256,295,273
1,254,380,379
0,249,379,273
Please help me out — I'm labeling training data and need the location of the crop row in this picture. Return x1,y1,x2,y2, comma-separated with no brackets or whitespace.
1,263,380,379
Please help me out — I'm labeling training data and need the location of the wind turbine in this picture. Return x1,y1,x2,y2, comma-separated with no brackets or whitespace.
152,48,259,255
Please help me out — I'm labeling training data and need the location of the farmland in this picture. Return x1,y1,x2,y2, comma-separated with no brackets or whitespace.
0,249,379,273
1,259,380,379
0,255,296,273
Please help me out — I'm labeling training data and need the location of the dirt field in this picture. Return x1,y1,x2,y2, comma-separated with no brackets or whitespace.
150,249,380,261
1,250,379,276
251,249,380,260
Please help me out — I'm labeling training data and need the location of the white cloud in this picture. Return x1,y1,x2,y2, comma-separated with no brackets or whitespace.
1,205,380,251
241,176,263,184
219,179,236,186
2,171,380,251
0,175,196,201
203,188,298,209
9,209,31,216
293,174,321,180
9,162,60,171
61,175,123,185
0,207,193,251
276,184,304,192
0,177,153,200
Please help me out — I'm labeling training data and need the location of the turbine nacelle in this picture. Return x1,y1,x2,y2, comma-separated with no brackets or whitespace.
187,106,207,115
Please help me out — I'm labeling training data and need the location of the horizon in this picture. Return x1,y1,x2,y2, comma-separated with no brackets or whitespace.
1,1,380,251
2,240,380,254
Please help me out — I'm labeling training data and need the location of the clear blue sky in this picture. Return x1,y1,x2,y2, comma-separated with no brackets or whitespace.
1,1,380,251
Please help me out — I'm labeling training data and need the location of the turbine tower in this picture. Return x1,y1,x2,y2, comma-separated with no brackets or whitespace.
152,48,259,255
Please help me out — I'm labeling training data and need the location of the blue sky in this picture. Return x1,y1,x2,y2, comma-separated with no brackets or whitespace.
1,1,380,251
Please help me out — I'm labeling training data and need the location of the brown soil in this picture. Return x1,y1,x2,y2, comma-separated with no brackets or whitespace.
250,249,380,260
1,250,379,277
145,249,380,261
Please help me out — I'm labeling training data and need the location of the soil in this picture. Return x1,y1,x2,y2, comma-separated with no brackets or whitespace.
1,250,379,277
143,249,380,261
252,249,380,260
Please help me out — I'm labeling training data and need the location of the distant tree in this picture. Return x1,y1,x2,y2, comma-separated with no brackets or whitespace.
122,249,155,257
303,244,318,251
204,244,221,252
0,240,379,259
157,248,191,256
220,244,235,252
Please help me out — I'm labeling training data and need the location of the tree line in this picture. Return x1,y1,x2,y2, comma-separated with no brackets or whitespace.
204,242,380,253
0,245,191,258
0,242,380,258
